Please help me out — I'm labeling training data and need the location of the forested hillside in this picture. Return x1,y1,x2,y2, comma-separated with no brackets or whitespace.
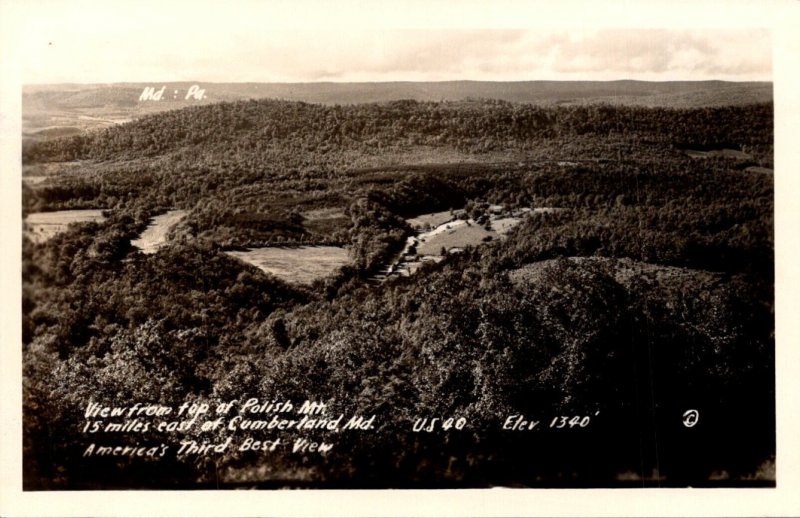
22,98,774,488
24,100,773,162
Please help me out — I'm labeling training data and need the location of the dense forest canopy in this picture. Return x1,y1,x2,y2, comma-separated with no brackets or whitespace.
24,100,773,162
22,98,774,488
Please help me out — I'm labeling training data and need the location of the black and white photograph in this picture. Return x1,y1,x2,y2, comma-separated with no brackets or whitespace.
2,0,800,516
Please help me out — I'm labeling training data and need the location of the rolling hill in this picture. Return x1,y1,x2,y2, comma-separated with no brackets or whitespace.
22,80,772,141
21,94,775,489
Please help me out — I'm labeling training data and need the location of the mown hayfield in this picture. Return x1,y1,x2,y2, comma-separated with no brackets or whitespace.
508,256,721,290
412,215,523,256
684,148,751,159
226,245,350,284
24,209,106,243
300,207,347,220
406,211,454,230
21,176,49,186
131,210,187,254
416,220,494,255
491,216,522,235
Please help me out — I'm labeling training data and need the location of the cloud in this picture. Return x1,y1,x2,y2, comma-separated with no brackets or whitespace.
19,22,771,83
551,29,771,79
266,29,770,82
256,30,533,80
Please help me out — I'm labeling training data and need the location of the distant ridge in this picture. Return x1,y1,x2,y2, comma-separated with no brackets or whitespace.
24,80,772,107
22,80,772,140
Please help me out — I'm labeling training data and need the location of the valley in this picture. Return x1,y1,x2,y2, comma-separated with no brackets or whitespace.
21,91,774,489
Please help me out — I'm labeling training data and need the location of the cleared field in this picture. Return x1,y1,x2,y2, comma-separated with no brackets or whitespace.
226,246,350,284
684,148,751,160
300,207,346,220
22,176,49,185
416,220,495,256
374,211,528,280
24,209,106,243
406,211,454,230
491,217,522,235
131,210,187,254
508,256,721,290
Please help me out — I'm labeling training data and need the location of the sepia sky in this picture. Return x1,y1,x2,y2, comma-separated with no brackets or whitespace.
10,0,773,84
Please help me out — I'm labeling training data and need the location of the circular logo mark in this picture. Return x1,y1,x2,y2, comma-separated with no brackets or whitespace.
682,409,699,428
